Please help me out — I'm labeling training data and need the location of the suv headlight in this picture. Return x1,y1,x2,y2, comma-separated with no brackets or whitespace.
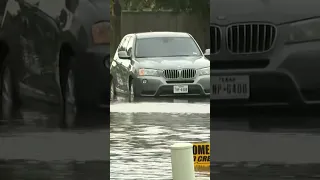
92,21,110,44
198,67,210,76
138,68,161,76
287,18,320,43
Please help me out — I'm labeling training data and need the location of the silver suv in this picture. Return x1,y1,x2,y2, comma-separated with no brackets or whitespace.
210,0,320,108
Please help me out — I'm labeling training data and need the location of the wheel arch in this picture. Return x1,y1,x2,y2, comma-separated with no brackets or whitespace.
59,42,75,79
129,75,133,85
0,40,9,68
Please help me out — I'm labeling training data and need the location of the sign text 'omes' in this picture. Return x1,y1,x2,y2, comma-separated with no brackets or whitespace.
192,142,210,165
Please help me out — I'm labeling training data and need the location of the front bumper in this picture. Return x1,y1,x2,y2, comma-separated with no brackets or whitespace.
210,40,320,108
74,45,110,106
210,70,305,107
133,75,210,97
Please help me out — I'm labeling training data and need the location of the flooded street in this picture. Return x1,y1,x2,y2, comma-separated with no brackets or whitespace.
0,97,210,180
211,113,320,180
2,99,320,180
110,98,210,180
0,110,110,180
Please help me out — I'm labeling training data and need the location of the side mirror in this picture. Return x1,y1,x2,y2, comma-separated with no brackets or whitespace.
204,49,210,55
118,50,130,59
204,49,210,59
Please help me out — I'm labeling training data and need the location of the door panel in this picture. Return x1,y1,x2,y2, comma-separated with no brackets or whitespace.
118,58,130,92
111,59,121,93
115,36,129,92
118,36,131,92
112,57,124,94
18,1,45,99
19,0,60,102
122,36,134,89
31,9,60,98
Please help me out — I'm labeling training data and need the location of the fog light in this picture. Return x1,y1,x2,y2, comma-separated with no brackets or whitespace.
142,79,147,84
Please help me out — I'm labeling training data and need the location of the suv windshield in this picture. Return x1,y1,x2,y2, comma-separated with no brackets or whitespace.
135,36,202,58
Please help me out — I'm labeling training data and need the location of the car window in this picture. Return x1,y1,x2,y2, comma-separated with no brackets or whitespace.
126,36,134,56
135,36,202,58
118,36,128,52
122,36,131,52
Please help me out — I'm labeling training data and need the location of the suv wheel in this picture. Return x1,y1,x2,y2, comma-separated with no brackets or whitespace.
1,66,13,123
129,82,135,102
128,80,141,102
110,78,116,100
60,68,77,128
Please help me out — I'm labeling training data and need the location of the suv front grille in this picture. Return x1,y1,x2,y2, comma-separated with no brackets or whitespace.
226,23,276,54
210,26,221,54
163,69,196,79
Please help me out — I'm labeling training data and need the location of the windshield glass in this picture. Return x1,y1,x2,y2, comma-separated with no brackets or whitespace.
135,37,202,58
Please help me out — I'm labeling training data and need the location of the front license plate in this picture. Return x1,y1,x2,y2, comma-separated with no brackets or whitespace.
173,85,188,93
211,76,249,99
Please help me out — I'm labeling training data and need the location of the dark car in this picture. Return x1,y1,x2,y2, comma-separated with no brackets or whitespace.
210,0,320,108
110,31,210,100
0,0,110,128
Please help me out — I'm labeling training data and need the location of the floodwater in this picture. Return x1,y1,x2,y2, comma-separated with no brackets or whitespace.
3,98,320,180
0,97,210,180
0,110,110,180
211,113,320,180
110,98,210,180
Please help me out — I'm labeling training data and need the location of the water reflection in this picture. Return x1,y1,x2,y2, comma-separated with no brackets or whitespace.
110,101,210,179
0,96,210,180
0,160,109,180
211,162,320,180
0,110,110,180
111,95,210,104
211,112,320,180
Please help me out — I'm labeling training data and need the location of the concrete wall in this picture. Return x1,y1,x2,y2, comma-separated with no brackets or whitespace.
116,11,209,51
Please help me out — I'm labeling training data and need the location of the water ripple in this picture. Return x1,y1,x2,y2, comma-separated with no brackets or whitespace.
110,103,210,180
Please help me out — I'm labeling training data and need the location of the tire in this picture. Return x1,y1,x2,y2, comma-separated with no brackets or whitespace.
60,68,77,128
1,66,14,123
128,80,140,102
129,82,135,102
110,78,116,101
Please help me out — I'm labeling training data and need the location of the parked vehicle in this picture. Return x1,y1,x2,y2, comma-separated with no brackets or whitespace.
0,0,110,128
210,0,320,108
110,31,210,100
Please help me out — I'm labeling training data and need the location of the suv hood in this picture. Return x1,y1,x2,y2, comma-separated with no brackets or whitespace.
136,56,209,69
211,0,320,25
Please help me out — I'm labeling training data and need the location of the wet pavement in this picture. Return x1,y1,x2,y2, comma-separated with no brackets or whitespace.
110,97,210,180
0,109,110,180
2,99,320,180
211,111,320,180
0,97,210,180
